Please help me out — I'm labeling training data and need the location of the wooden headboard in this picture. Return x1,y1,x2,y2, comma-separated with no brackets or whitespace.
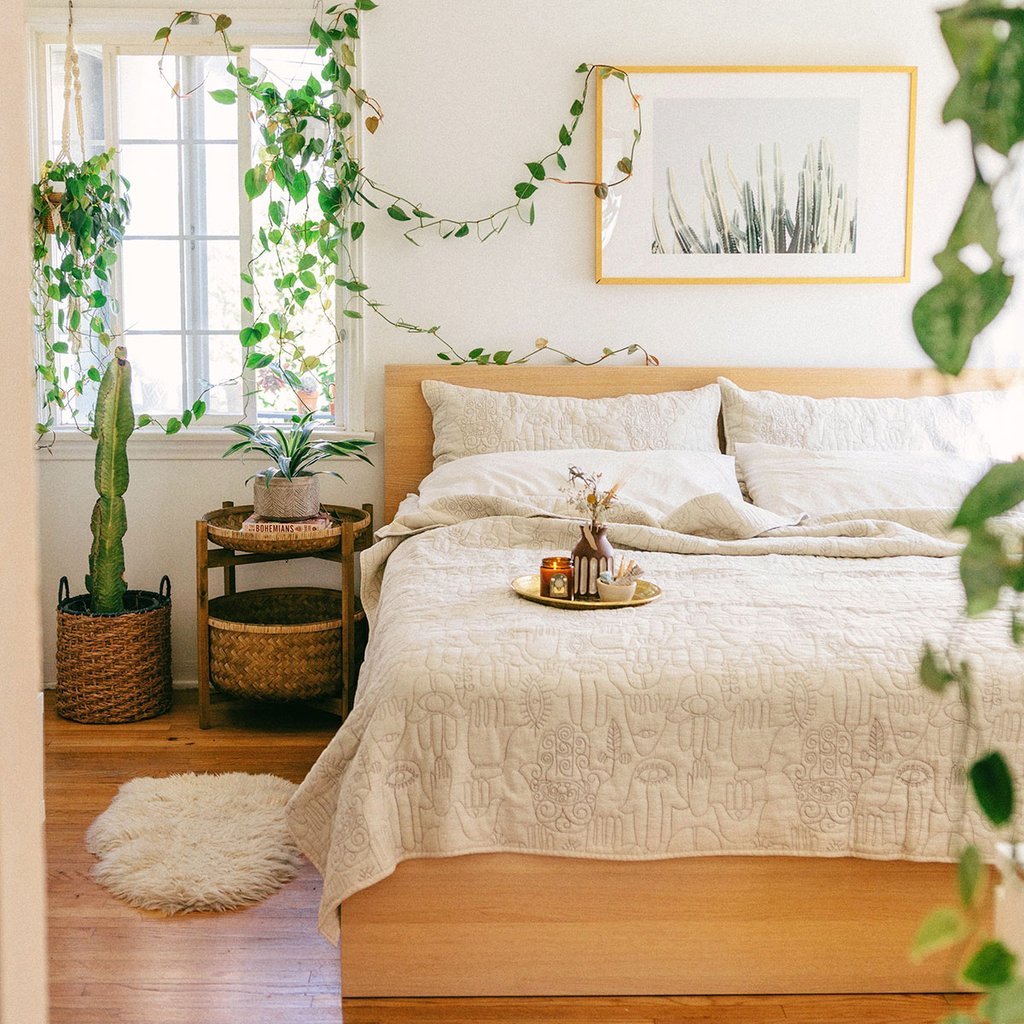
383,364,1013,521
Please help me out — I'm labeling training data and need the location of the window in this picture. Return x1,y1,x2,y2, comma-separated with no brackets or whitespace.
37,37,359,430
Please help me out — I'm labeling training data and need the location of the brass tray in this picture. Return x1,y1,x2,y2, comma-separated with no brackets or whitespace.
511,575,662,609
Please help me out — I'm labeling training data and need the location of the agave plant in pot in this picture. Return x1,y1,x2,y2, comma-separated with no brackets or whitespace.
223,412,374,522
55,348,173,724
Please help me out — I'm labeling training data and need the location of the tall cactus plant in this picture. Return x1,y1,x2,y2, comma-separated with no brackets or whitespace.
86,347,134,614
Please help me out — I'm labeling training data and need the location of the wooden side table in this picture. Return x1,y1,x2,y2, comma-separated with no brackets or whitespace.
195,501,374,729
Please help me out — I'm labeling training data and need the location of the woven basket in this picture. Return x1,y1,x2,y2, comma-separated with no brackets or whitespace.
56,576,172,724
253,474,320,521
208,587,349,701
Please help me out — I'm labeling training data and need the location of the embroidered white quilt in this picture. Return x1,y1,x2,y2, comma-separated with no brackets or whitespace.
286,494,1024,943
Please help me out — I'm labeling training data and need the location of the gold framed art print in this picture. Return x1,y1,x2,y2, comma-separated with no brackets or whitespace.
595,66,917,285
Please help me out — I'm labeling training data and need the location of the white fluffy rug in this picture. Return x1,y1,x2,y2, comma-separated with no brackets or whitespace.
85,772,302,914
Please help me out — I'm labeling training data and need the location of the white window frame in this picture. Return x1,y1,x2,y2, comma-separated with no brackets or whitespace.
28,9,369,458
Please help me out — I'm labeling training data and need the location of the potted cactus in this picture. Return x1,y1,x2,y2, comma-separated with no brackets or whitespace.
223,412,374,522
55,348,172,724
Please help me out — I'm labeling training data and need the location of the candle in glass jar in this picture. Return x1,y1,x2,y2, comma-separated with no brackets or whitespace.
540,557,573,599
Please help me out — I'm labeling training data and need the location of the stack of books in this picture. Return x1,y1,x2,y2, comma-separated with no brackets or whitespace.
241,513,335,535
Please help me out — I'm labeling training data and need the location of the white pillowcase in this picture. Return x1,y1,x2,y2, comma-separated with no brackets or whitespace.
416,448,744,522
422,379,722,467
719,377,1011,459
735,442,990,516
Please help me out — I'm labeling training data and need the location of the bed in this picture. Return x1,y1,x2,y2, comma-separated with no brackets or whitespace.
287,364,1021,998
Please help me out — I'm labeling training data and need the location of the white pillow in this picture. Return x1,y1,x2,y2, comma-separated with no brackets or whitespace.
719,377,1011,459
735,442,991,516
416,448,744,522
422,379,721,467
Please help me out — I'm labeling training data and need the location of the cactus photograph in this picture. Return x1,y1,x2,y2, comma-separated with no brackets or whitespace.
595,68,915,284
651,96,860,257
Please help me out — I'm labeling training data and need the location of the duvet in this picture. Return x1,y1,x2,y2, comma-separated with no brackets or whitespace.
286,493,1024,942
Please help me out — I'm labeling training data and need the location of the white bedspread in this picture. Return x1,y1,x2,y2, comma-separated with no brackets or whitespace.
286,494,1024,942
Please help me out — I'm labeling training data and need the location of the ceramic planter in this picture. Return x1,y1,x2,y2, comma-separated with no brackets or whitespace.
253,473,321,521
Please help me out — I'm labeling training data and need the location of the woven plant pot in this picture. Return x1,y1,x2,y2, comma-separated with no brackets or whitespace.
208,587,343,702
252,474,320,521
56,576,172,724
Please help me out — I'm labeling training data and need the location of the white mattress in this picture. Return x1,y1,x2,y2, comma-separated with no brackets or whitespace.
287,494,1022,942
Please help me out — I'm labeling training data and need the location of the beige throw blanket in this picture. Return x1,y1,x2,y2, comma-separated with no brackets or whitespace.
287,494,1022,943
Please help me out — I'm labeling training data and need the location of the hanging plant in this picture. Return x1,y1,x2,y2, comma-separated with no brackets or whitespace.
153,5,656,396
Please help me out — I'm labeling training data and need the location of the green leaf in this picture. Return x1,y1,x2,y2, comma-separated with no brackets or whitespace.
355,0,377,8
559,124,572,146
454,224,469,238
981,980,1024,1024
343,309,363,318
970,750,1015,826
526,161,546,180
210,88,237,105
911,906,969,962
556,152,567,171
181,409,192,427
154,26,171,41
941,8,1024,156
387,204,411,222
350,221,365,241
299,270,318,289
192,399,207,419
86,366,102,383
964,941,1018,989
576,63,589,73
955,462,1024,529
52,341,69,354
467,347,483,359
595,183,609,199
166,417,182,435
493,350,511,365
137,414,152,427
570,98,584,117
288,170,311,202
921,645,956,693
298,253,317,271
514,181,538,200
959,844,984,908
245,352,274,370
214,14,232,32
616,156,633,174
960,526,1008,616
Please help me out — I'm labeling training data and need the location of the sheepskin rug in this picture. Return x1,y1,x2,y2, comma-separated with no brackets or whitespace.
85,772,302,914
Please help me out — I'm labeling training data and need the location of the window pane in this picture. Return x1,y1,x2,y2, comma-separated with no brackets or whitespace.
47,45,105,159
118,55,177,141
197,57,237,141
201,334,244,416
200,144,239,235
120,143,179,236
123,334,183,414
190,239,241,331
122,240,181,330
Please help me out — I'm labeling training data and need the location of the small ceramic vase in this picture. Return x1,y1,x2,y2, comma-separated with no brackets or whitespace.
572,523,614,597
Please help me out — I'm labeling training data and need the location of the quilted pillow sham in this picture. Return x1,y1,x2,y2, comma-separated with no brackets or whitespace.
735,442,991,516
422,379,721,467
719,376,1009,459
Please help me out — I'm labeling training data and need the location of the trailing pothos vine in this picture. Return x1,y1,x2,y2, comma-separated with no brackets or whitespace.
32,150,131,438
154,3,653,416
910,5,1024,1023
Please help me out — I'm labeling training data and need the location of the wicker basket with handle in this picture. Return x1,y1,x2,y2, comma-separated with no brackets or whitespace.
207,587,357,701
56,575,172,724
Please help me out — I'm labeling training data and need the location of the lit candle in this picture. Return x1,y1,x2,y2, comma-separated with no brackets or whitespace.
539,557,573,599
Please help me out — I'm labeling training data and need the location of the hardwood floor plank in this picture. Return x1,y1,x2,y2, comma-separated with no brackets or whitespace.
46,691,967,1024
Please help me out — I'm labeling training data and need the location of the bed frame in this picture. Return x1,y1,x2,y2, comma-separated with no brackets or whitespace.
341,363,1009,998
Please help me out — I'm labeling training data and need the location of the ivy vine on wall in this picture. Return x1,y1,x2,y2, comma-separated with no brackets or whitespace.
153,3,654,430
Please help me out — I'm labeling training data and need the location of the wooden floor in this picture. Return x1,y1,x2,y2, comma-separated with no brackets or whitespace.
46,691,969,1024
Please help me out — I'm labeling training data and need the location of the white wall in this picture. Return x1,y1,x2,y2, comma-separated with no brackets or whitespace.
1,0,49,1017
35,0,1024,683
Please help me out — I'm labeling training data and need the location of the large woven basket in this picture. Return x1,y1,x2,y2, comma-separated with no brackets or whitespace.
208,587,348,701
56,576,172,724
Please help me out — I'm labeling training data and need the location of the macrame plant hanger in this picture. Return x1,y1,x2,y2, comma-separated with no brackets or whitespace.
46,0,86,233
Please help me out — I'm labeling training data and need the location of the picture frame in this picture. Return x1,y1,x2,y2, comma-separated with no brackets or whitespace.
595,66,917,285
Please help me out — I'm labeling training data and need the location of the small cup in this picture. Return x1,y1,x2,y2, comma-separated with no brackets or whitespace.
597,579,637,603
